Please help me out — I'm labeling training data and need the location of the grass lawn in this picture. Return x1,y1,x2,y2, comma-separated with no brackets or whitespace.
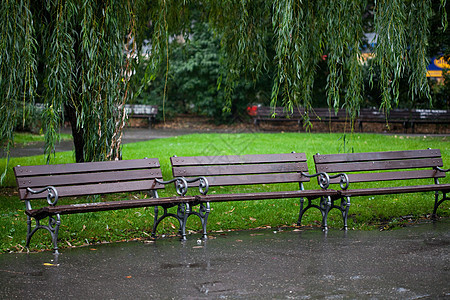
5,132,72,146
0,132,449,252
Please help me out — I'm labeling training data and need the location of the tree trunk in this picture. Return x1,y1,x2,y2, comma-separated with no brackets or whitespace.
65,102,85,163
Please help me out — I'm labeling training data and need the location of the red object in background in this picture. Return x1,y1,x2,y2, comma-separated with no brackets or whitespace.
246,105,258,116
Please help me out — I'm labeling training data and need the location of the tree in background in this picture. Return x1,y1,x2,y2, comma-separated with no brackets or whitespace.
141,0,447,123
132,18,271,123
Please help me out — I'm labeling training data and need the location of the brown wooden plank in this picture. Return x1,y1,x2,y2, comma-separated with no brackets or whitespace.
328,169,446,184
19,179,164,200
314,149,441,164
340,183,450,197
14,158,160,177
184,173,311,187
315,158,443,173
16,169,163,188
256,107,304,118
27,196,196,219
171,153,306,166
172,162,308,177
195,189,338,202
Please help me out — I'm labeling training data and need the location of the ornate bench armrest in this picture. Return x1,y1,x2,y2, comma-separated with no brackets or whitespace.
301,172,330,189
329,173,350,190
155,177,189,196
26,186,59,207
184,176,209,195
435,166,450,173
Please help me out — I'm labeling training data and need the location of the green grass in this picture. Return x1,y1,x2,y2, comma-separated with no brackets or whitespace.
0,132,449,252
7,132,72,146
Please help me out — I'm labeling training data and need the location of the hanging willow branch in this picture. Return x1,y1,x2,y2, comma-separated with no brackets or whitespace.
0,0,37,181
407,0,432,104
373,0,408,113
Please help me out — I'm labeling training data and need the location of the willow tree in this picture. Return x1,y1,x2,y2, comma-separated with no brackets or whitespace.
1,0,136,170
1,0,448,180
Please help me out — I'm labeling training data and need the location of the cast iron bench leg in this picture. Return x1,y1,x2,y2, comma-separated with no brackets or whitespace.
329,196,350,230
26,214,61,254
297,196,331,229
184,202,210,240
432,191,449,220
151,204,188,239
199,202,210,239
180,203,190,241
320,196,332,231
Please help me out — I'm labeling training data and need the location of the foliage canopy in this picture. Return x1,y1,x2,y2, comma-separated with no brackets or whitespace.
1,0,448,180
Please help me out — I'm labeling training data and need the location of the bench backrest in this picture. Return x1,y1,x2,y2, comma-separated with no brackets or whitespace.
124,104,158,116
413,109,450,121
255,106,304,119
14,158,164,200
171,153,310,188
314,149,446,185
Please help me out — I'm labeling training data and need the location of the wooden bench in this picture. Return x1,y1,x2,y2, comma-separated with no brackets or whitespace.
250,106,352,129
250,106,449,133
409,109,450,133
312,149,450,229
250,106,304,127
124,104,158,128
14,158,194,253
171,153,344,238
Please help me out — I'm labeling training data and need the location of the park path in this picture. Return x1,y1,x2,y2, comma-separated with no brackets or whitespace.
0,219,449,298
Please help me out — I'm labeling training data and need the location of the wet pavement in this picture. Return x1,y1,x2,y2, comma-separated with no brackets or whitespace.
2,128,194,158
0,219,449,299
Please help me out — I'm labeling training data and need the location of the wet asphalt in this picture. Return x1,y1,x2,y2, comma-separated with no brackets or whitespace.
0,219,449,299
2,127,195,158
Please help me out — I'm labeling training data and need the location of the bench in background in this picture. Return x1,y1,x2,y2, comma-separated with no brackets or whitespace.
249,106,450,133
125,104,158,128
249,106,348,129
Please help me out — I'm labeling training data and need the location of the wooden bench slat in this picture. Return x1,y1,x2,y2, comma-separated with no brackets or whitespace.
340,184,450,197
27,196,195,219
16,169,163,188
14,158,160,177
19,179,164,200
171,153,306,166
172,162,308,177
329,169,446,184
195,189,338,203
316,158,443,173
185,173,311,187
314,149,441,164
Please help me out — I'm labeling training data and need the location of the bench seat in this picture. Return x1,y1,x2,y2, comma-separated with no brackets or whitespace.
26,196,195,220
339,184,450,197
194,190,339,202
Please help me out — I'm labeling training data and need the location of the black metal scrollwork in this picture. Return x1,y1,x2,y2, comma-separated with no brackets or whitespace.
26,186,59,206
301,172,330,189
184,176,209,195
155,177,189,196
435,166,450,173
